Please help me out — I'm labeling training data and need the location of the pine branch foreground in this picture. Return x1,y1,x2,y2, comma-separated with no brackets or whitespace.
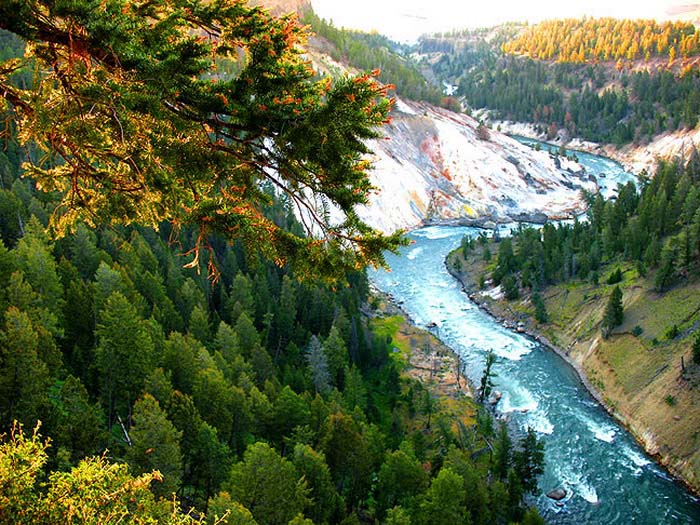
0,0,405,281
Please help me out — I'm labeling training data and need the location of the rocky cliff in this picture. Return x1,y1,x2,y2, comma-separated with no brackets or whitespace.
358,99,595,233
256,0,597,234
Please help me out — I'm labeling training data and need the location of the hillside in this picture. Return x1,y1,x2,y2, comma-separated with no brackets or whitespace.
301,14,596,233
447,242,700,493
441,153,700,493
302,11,700,178
502,18,700,64
250,0,310,15
419,19,700,151
358,99,594,233
0,2,554,523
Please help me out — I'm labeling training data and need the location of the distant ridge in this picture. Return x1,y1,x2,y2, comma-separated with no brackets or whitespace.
666,2,700,22
250,0,310,16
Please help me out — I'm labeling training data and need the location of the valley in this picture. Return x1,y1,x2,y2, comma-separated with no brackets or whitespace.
1,1,700,523
371,223,700,524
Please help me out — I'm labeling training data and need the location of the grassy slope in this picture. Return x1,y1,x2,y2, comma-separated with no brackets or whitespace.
447,242,700,492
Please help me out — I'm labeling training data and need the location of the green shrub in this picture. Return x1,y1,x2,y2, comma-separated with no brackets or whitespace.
606,267,623,285
666,324,680,340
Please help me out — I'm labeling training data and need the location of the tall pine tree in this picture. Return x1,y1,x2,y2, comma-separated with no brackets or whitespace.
602,285,624,338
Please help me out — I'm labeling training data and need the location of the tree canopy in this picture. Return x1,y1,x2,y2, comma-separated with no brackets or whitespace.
0,0,403,280
502,18,700,64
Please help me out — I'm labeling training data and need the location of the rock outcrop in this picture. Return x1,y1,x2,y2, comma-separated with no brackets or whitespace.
358,99,596,233
547,488,568,501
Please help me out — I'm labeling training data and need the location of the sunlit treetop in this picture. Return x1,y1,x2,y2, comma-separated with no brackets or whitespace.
503,18,700,65
0,0,405,281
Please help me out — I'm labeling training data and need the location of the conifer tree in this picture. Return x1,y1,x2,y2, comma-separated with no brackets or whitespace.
514,428,545,496
95,292,154,423
306,335,331,394
292,443,341,525
272,386,311,441
226,442,309,525
692,333,700,365
189,305,211,345
418,468,468,525
342,365,367,411
493,422,513,481
532,291,548,323
602,285,624,338
276,275,298,344
0,308,50,429
126,394,183,499
0,0,403,280
192,367,237,441
324,326,349,387
478,350,497,403
14,220,64,319
227,273,255,323
49,375,106,463
375,448,428,515
321,412,374,508
189,422,232,507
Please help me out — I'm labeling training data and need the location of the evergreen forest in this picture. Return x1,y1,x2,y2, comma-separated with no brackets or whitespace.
480,153,700,295
0,2,546,524
297,15,700,147
416,19,700,145
302,11,444,105
0,104,546,525
5,2,700,522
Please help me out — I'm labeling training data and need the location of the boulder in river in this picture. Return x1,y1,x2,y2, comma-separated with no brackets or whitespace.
546,488,567,501
509,211,548,224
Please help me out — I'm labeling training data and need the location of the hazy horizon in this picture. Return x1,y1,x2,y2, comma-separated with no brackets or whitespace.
311,0,700,42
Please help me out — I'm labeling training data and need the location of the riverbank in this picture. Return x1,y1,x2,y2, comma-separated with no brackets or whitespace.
366,288,476,423
445,241,700,496
493,118,700,176
494,119,639,173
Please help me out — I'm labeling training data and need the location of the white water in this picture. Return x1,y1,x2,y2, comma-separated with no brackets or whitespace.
369,145,700,524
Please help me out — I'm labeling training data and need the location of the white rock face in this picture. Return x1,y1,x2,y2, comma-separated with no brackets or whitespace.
357,99,596,233
616,128,700,174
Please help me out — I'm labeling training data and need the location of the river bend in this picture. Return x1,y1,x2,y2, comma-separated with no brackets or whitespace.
368,146,700,524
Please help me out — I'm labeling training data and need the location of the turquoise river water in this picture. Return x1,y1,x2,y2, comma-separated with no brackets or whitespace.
368,144,700,523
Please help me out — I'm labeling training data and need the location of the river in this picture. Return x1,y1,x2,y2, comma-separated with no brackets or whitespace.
368,144,700,524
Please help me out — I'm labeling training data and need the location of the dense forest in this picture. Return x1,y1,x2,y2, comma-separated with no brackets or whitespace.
502,18,700,63
0,129,547,525
246,14,700,147
465,148,700,308
302,11,445,106
0,3,546,524
420,19,700,145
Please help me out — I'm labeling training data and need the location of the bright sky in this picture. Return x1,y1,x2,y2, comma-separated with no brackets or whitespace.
311,0,685,42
